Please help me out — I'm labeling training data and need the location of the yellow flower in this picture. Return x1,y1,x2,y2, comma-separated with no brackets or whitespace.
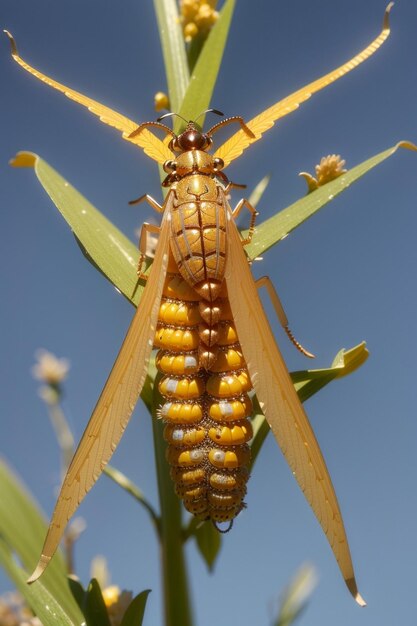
195,3,217,29
32,349,70,385
315,154,347,185
102,586,133,626
179,0,218,42
299,154,347,193
184,21,199,41
154,91,170,112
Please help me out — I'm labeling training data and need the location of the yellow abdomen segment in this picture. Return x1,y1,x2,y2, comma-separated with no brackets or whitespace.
155,236,252,524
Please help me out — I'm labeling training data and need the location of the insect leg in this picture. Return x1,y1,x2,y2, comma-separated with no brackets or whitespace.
232,199,258,245
255,276,315,359
129,193,164,212
137,222,161,279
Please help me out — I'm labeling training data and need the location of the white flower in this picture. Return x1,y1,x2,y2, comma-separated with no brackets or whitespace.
32,349,70,385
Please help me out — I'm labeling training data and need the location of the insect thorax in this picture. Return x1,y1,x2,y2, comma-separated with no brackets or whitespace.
170,172,227,300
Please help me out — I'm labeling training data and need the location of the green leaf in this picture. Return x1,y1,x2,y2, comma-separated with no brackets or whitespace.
0,538,81,626
0,459,84,624
141,357,158,411
249,342,369,469
10,152,142,306
178,0,236,126
293,341,369,402
248,174,271,208
103,464,161,537
85,579,112,626
193,521,222,572
12,142,415,311
120,590,151,626
68,576,87,613
245,141,417,260
274,565,317,626
153,0,189,112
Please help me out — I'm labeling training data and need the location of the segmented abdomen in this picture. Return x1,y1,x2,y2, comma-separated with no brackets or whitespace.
154,253,253,524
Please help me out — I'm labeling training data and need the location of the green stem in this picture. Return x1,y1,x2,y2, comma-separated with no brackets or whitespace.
152,383,194,626
46,400,75,481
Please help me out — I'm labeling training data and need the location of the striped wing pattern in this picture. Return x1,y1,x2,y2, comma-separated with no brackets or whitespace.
27,214,171,583
214,3,393,167
224,206,365,605
4,31,173,165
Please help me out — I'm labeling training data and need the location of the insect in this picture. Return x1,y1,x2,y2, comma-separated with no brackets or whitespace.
5,4,392,604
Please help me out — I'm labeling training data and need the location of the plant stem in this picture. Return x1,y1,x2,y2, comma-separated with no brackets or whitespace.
152,385,194,626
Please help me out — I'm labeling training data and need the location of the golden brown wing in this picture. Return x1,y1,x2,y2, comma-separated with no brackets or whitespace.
27,209,172,583
4,30,173,165
224,204,365,605
215,3,393,167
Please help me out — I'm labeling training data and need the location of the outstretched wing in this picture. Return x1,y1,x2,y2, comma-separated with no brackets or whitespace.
4,30,173,165
27,210,172,583
224,205,365,606
215,3,393,168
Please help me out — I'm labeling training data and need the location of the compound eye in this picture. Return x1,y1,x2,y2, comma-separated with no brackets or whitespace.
169,137,180,152
213,157,224,171
163,160,176,173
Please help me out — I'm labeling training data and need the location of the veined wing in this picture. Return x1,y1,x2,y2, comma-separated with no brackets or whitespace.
27,210,172,583
4,30,173,165
215,4,393,167
224,205,365,606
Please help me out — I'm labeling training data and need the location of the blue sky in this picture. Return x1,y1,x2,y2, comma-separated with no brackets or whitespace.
1,1,417,625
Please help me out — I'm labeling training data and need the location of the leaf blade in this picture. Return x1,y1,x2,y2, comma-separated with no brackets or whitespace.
245,141,417,260
10,151,141,306
0,460,84,624
84,579,111,626
153,0,189,111
0,539,81,626
194,521,221,572
120,590,151,626
250,342,369,469
178,0,235,125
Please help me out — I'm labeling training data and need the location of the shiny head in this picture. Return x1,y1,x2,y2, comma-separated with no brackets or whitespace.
157,109,224,154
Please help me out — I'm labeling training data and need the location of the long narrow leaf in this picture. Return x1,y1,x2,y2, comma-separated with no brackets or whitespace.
178,0,236,125
103,464,160,536
245,141,417,260
0,460,84,624
120,590,151,626
293,341,369,402
0,539,81,626
153,0,189,112
84,579,111,626
274,565,317,626
250,342,369,468
10,152,141,305
193,522,221,572
11,142,415,307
